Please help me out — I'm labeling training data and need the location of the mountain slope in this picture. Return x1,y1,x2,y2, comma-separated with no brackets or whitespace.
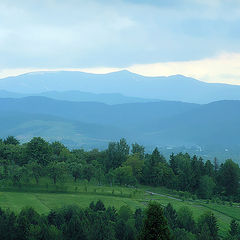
144,100,240,145
1,71,240,103
0,111,125,148
0,97,240,147
0,90,159,105
0,97,199,128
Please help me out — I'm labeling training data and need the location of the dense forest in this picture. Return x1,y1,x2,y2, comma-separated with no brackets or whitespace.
0,136,239,201
0,136,240,239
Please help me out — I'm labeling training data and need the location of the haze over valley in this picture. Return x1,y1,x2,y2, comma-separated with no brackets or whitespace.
0,70,240,161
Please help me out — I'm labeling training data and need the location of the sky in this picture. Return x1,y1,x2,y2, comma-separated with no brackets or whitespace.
0,0,240,84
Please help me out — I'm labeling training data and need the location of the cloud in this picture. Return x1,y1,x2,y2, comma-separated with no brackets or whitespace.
128,52,240,85
0,0,239,70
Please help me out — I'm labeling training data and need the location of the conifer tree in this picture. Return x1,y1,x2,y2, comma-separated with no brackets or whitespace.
139,202,171,240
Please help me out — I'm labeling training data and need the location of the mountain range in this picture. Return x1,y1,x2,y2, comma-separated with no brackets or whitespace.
0,70,240,161
1,70,240,103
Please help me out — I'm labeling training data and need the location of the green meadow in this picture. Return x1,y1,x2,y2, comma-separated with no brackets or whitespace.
0,181,239,237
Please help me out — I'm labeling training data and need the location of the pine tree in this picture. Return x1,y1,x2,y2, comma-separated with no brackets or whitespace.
229,219,239,237
198,212,219,240
164,203,177,229
139,202,171,240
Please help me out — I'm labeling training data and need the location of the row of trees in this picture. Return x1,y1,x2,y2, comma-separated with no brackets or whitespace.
0,136,239,201
1,199,238,240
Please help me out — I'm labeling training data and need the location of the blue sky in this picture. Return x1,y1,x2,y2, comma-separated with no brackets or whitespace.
0,0,240,83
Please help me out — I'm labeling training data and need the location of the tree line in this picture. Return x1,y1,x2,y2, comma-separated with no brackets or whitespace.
0,199,239,240
0,136,239,201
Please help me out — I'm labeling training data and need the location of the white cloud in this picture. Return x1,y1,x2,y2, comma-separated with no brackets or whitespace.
128,52,240,84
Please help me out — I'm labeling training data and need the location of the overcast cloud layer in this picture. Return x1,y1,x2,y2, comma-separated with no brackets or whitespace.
0,0,240,83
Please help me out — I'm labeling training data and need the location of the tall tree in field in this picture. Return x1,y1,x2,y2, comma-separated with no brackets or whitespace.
139,202,171,240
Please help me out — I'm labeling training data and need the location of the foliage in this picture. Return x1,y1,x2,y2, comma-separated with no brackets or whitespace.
139,201,171,240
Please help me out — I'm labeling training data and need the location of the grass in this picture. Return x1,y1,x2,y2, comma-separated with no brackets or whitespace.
141,186,240,237
0,180,239,237
0,191,143,214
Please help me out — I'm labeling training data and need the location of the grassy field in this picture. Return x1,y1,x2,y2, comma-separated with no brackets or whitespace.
0,182,239,237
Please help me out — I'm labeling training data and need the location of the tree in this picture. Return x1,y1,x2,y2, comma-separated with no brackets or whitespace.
190,155,204,193
68,162,82,182
8,165,25,186
150,148,166,165
205,160,214,177
139,202,171,240
95,200,106,212
229,219,239,237
218,159,240,196
198,223,212,240
88,213,115,240
142,148,167,187
114,166,136,186
124,154,144,180
95,166,104,185
0,144,25,166
134,208,144,233
82,164,95,182
198,212,219,240
214,157,219,174
173,228,196,240
198,175,216,199
177,207,195,233
164,203,177,229
115,219,128,240
51,141,67,156
106,138,129,171
26,137,51,166
169,153,178,175
3,136,20,145
118,205,132,222
177,156,193,192
131,143,144,159
48,161,67,184
26,161,42,184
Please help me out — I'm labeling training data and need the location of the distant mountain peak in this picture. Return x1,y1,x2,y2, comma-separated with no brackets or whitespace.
106,69,139,76
1,70,240,103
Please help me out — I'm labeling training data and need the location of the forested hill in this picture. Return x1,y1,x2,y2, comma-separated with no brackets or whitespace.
1,70,240,103
1,97,240,154
0,136,239,239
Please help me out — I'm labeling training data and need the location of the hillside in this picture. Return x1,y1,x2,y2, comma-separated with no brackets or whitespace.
0,97,198,128
0,90,159,105
1,97,240,154
1,71,240,103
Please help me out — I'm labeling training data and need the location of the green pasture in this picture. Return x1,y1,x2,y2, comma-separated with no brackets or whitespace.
0,182,239,237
